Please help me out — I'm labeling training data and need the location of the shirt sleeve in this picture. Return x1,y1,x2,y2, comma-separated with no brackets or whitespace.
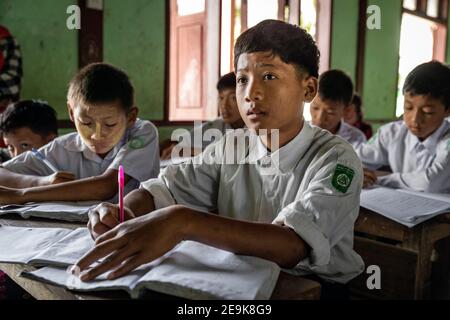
1,143,56,176
108,121,160,182
140,141,222,212
377,135,450,193
273,144,363,270
355,128,389,170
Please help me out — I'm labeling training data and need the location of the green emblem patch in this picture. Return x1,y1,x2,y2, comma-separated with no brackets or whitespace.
332,164,355,193
128,136,147,149
447,139,450,151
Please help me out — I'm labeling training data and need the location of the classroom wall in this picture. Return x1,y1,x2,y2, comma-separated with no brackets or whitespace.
103,0,166,121
330,0,360,83
0,0,171,138
0,0,78,118
361,0,402,122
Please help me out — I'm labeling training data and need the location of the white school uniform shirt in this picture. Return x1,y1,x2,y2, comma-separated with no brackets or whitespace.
2,119,160,196
336,120,367,148
142,122,364,283
355,120,450,193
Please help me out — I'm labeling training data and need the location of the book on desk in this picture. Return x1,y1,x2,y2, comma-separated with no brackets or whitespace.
0,226,280,300
360,186,450,227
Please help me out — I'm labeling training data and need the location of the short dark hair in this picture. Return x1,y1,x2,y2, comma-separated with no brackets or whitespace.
234,19,320,78
217,72,236,91
318,69,354,106
0,100,58,136
403,61,450,109
67,63,134,112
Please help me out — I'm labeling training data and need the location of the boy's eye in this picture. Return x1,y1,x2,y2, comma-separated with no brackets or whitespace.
80,121,92,126
263,74,276,81
105,123,117,127
20,143,31,149
237,76,248,85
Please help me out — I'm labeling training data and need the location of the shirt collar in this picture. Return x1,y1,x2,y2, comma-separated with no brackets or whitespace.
407,120,448,154
336,120,346,136
247,121,315,173
63,128,130,163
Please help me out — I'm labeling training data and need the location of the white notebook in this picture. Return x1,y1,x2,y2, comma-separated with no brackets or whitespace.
0,226,280,299
360,187,450,227
0,201,97,222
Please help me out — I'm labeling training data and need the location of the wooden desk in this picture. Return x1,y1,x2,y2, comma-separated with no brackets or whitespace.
349,208,450,299
0,215,321,300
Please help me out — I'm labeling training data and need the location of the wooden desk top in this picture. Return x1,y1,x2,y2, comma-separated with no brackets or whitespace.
0,214,321,300
355,207,450,243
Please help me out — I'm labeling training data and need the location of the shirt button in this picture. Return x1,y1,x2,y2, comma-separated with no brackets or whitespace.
260,156,271,166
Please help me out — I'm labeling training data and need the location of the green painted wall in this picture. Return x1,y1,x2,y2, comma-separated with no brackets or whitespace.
103,0,166,121
362,0,402,121
330,0,360,82
0,0,78,118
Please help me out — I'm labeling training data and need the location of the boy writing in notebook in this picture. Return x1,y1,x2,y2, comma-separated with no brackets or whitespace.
74,20,364,298
0,62,159,203
310,69,367,148
0,100,58,159
357,61,450,193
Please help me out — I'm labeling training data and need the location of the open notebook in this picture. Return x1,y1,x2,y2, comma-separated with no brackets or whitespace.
0,201,97,222
360,187,450,227
0,226,280,300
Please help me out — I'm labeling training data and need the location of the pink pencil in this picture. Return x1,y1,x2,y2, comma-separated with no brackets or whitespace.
118,165,125,223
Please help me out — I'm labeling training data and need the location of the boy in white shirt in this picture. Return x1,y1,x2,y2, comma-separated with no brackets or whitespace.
74,20,364,299
0,63,159,203
310,70,366,148
357,61,450,193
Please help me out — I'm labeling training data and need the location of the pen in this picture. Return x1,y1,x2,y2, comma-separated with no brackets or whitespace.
31,148,59,173
118,165,125,223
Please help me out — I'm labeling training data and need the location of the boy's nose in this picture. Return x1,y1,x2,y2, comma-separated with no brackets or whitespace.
411,110,424,124
91,123,104,140
245,80,263,102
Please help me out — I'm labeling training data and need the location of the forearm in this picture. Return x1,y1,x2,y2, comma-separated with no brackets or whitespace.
124,189,155,217
21,175,117,203
0,168,43,188
178,206,309,268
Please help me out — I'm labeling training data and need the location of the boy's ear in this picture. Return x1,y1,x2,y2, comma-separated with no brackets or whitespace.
127,106,138,127
67,102,75,122
44,133,57,144
303,77,318,103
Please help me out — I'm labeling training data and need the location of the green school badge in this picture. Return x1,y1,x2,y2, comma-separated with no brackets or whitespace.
332,164,355,193
128,136,147,149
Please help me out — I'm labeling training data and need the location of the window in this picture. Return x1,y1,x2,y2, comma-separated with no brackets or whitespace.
169,0,331,122
396,0,448,117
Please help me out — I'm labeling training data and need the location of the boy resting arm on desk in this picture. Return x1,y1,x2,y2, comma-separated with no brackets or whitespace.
0,63,159,203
